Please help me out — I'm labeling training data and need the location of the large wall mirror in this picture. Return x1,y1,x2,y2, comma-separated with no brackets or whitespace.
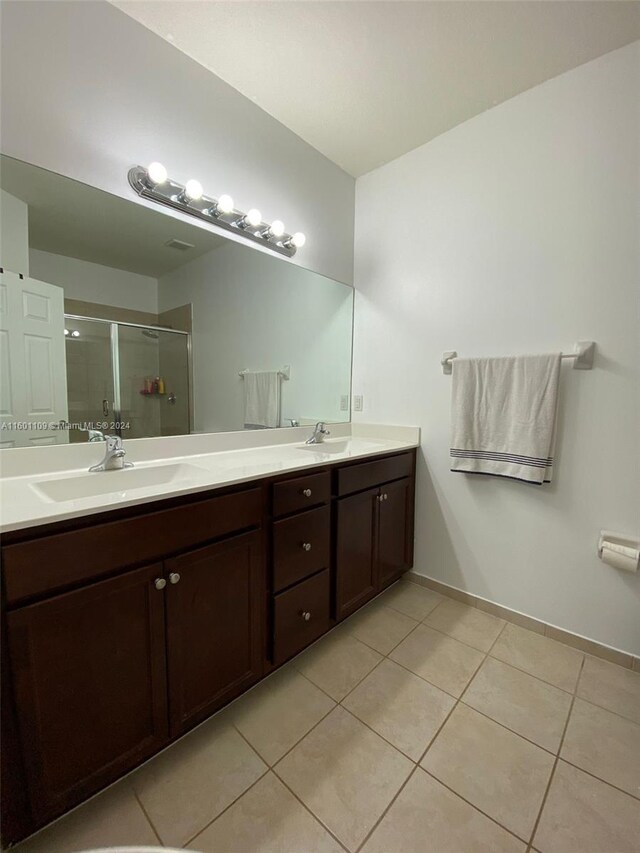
0,156,353,447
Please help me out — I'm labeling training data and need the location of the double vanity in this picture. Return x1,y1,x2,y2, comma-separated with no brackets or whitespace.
0,425,418,845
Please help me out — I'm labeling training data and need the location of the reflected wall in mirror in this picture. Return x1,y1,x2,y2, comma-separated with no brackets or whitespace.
0,156,353,447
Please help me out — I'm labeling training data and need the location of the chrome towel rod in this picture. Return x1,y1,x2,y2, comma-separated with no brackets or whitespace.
441,341,595,374
239,365,290,380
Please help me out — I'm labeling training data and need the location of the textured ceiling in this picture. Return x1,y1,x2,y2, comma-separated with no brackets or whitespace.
111,1,640,176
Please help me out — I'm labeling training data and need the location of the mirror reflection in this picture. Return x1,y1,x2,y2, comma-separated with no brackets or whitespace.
0,156,353,447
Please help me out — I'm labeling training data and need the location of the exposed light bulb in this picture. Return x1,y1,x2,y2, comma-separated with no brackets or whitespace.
208,194,234,217
71,330,80,338
284,231,306,249
236,208,262,229
64,328,70,336
260,219,285,240
146,161,168,186
183,179,203,202
216,194,234,214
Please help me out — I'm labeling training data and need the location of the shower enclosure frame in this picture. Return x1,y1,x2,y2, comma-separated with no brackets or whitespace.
64,314,193,439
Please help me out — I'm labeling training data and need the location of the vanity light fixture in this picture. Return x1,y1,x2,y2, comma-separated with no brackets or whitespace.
128,164,306,257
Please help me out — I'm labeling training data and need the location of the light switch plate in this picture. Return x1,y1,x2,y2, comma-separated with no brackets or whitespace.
340,395,349,411
353,395,363,412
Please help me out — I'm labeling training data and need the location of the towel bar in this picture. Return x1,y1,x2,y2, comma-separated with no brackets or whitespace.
239,365,290,380
441,341,595,374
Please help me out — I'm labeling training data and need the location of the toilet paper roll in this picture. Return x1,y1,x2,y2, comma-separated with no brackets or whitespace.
600,542,638,573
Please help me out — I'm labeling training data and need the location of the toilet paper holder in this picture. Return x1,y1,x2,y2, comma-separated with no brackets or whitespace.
598,530,639,573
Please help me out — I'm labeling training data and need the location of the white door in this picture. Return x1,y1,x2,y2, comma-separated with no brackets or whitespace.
0,270,69,447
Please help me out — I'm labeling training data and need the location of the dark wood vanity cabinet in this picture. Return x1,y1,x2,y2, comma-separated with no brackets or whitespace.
1,448,415,845
335,453,415,620
335,487,379,619
2,486,265,840
165,531,264,736
5,562,169,825
378,476,413,588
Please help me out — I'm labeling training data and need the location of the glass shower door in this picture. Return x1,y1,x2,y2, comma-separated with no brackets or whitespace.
117,325,190,439
64,318,115,443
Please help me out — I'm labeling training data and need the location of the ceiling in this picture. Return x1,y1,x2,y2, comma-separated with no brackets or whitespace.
111,1,640,177
0,157,226,278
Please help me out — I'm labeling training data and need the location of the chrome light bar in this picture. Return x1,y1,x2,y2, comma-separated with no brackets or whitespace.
128,165,306,258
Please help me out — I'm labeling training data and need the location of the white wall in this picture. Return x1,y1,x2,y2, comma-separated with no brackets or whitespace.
0,1,354,285
159,241,353,433
29,249,158,314
0,190,29,276
353,43,640,655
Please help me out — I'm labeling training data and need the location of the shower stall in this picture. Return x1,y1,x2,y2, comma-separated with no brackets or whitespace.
64,315,191,442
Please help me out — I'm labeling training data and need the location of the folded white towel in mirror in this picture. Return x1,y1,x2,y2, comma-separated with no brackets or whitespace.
243,371,280,429
450,354,562,485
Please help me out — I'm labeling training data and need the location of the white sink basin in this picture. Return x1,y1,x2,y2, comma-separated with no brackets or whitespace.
297,439,385,455
31,463,210,503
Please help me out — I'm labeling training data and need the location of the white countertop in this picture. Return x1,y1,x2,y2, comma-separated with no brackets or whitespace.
0,424,420,534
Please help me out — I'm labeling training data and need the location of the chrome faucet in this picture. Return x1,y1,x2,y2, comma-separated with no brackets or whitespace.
88,434,133,472
305,422,331,444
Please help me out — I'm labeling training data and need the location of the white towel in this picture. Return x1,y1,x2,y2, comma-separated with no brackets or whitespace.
243,371,280,429
450,354,562,484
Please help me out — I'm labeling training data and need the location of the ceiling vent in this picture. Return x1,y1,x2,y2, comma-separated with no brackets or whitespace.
165,238,195,251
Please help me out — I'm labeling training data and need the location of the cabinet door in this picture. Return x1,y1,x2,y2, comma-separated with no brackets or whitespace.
378,477,411,589
335,488,378,620
6,563,168,823
165,531,264,735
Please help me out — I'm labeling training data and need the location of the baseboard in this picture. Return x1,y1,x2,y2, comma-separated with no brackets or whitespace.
406,570,640,671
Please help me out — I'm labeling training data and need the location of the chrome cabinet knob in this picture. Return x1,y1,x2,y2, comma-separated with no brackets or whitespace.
302,542,312,552
302,488,312,497
383,493,388,501
154,578,166,590
377,494,383,502
169,572,181,585
300,610,311,621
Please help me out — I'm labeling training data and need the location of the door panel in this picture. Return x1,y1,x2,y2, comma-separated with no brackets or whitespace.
0,271,68,446
378,477,411,589
335,488,378,620
165,531,264,735
6,563,168,823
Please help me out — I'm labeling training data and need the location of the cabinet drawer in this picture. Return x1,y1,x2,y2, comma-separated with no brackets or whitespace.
272,471,330,517
273,569,330,664
335,452,413,497
3,488,262,605
273,505,330,592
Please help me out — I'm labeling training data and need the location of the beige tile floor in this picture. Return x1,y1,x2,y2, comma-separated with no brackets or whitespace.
15,579,640,853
